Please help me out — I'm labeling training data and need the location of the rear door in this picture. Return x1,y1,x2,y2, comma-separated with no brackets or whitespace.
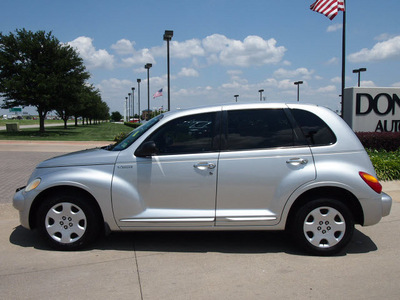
216,108,316,226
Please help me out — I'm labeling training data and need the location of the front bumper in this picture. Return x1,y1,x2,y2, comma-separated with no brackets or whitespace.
13,187,33,230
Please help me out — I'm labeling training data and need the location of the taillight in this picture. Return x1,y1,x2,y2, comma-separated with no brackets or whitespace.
359,172,382,194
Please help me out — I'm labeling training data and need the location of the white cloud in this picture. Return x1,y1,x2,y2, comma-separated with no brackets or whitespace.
326,57,339,65
273,68,314,79
277,79,295,90
315,85,336,93
391,82,400,87
68,36,114,69
122,48,155,66
111,39,134,55
331,76,341,83
348,35,400,62
327,24,342,32
360,80,376,87
375,33,396,41
216,35,286,67
171,39,205,59
178,67,199,77
227,70,242,76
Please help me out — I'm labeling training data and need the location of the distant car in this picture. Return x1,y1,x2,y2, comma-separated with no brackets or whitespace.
13,103,392,255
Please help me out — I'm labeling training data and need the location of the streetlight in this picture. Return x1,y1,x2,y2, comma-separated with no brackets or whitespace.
352,68,367,87
163,30,173,111
258,89,264,101
294,81,303,102
125,96,128,122
131,87,135,119
137,79,141,121
145,63,152,120
234,94,239,102
128,93,131,120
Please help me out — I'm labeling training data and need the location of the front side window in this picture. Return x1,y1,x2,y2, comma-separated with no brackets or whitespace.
144,112,218,155
226,109,294,151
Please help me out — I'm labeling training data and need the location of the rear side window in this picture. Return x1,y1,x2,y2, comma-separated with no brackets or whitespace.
226,109,294,151
291,109,336,146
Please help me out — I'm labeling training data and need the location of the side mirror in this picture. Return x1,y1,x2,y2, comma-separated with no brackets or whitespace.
134,141,157,157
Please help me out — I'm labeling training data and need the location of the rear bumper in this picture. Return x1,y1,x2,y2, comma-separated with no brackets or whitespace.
381,192,392,217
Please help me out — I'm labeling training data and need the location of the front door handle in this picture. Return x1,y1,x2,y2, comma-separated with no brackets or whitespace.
194,162,216,170
286,158,308,165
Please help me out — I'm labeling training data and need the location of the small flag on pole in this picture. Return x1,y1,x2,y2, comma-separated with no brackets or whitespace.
153,88,163,99
310,0,345,20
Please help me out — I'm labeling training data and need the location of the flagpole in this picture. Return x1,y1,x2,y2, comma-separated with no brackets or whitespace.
341,1,346,117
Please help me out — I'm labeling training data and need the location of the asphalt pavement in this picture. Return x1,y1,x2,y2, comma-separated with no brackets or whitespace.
1,140,399,299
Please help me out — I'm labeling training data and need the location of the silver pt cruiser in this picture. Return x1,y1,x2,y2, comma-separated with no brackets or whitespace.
13,103,392,255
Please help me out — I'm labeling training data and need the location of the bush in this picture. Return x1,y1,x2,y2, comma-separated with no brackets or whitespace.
366,149,400,181
113,132,129,143
356,132,400,151
124,122,141,129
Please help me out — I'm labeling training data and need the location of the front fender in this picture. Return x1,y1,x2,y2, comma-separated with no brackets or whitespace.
27,165,119,231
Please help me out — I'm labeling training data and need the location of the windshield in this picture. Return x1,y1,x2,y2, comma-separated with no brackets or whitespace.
110,115,163,151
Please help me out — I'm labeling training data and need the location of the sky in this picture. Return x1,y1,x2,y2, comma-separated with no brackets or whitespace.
1,0,400,116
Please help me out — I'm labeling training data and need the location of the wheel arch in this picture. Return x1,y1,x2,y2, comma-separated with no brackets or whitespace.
29,185,104,230
285,186,364,229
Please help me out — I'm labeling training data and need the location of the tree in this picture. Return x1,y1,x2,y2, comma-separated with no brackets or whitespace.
111,111,123,122
74,85,109,125
0,29,89,132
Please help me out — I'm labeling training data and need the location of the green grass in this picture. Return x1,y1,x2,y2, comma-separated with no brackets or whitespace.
0,122,133,141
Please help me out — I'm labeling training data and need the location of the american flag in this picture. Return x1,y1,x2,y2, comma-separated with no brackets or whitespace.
153,88,163,99
310,0,345,20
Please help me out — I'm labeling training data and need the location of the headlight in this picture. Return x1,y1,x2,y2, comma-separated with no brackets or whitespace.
25,178,41,192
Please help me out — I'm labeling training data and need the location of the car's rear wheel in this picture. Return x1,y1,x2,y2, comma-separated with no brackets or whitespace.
291,198,354,256
36,193,101,250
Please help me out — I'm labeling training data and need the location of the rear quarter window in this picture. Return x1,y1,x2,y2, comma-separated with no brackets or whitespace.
291,109,337,146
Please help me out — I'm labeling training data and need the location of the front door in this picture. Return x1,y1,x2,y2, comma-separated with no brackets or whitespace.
112,112,220,228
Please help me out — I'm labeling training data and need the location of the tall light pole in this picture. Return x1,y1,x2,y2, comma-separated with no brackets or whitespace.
131,87,135,119
137,79,141,121
258,89,264,101
163,30,173,111
145,63,152,120
234,94,239,102
352,68,367,87
128,93,131,120
125,97,128,122
294,81,303,102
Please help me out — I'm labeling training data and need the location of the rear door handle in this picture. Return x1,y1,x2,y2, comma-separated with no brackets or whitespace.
286,158,308,165
194,162,216,170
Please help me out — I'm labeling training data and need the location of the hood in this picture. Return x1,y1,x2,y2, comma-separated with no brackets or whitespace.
37,148,120,168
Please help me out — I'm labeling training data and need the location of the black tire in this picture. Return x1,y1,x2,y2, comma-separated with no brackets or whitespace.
291,198,354,256
36,193,101,251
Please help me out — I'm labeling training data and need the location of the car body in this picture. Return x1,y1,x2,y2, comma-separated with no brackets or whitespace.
13,103,392,255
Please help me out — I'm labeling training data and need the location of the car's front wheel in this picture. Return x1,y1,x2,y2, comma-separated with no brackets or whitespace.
291,198,354,256
36,193,101,250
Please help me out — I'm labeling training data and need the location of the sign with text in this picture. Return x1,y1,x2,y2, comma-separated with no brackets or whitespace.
343,87,400,132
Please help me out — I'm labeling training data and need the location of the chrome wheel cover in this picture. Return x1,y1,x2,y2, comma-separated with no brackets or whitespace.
44,202,87,244
303,206,346,248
